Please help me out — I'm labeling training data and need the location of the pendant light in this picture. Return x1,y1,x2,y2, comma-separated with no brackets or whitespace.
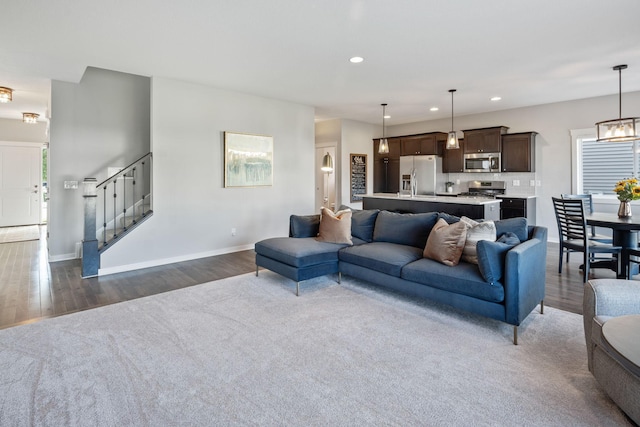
321,152,333,172
446,89,460,149
595,64,640,143
378,103,389,154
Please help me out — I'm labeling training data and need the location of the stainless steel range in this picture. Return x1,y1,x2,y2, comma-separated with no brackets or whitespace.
459,181,506,198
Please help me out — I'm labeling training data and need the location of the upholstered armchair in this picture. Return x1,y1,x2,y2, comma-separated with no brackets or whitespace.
584,279,640,423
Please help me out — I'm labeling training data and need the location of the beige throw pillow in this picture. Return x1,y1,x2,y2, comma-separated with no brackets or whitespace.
316,207,353,245
423,218,468,266
460,216,496,264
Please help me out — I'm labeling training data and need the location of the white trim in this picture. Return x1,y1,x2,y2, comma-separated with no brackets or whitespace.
0,140,44,148
49,253,78,262
97,244,255,276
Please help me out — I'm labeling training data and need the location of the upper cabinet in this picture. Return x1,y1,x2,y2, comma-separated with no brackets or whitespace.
400,133,447,156
442,138,464,173
374,137,401,160
501,132,537,172
462,126,509,153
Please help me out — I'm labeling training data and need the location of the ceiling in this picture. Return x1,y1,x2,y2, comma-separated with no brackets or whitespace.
1,0,639,126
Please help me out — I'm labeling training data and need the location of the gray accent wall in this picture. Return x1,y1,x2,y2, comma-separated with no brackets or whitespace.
49,67,151,260
99,77,315,274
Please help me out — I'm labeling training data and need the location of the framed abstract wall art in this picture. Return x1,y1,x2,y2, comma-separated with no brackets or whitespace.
224,132,273,187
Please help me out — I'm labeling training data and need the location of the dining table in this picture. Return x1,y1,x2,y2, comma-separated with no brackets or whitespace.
586,212,640,278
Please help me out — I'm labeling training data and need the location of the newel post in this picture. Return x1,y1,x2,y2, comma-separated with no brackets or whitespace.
82,178,99,278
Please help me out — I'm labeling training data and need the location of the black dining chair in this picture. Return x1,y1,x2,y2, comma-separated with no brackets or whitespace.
626,248,640,279
552,197,622,282
561,194,613,244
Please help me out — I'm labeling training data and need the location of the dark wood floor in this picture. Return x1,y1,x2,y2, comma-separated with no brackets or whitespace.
0,225,625,329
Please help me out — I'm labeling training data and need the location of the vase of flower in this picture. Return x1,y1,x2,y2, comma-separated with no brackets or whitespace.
618,200,632,218
614,178,640,218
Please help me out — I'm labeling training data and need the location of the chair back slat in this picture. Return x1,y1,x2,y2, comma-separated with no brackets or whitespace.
561,194,594,214
552,197,587,243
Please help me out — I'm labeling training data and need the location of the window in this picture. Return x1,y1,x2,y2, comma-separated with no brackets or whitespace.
571,128,639,194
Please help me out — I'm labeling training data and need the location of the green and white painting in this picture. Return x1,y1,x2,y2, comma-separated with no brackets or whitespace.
224,132,273,187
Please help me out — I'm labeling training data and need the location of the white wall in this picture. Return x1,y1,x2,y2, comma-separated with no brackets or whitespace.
49,67,151,260
387,91,640,241
100,77,315,273
339,119,378,209
315,118,379,210
0,118,48,143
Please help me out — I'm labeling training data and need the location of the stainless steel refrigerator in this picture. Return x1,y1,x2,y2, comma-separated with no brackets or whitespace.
399,155,437,196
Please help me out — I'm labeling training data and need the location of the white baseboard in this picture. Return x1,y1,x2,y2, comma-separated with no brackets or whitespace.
49,253,78,262
97,244,255,276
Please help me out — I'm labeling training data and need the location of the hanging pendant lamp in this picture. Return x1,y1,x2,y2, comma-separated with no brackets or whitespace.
378,103,390,154
446,89,460,149
595,65,640,143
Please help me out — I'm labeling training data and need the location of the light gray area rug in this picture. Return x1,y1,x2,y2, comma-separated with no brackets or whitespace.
0,225,40,244
0,271,632,426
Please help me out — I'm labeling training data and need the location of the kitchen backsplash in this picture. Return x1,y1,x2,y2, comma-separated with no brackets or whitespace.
439,171,538,196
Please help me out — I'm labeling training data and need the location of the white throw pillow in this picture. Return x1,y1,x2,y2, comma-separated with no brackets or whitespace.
460,216,496,264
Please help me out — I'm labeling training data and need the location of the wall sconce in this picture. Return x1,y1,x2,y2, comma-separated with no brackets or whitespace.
23,113,39,124
0,87,13,103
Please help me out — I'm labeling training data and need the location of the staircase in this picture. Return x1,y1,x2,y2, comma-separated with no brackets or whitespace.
82,153,153,278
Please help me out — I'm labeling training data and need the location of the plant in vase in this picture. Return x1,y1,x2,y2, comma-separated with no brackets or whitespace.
613,177,640,218
445,181,455,193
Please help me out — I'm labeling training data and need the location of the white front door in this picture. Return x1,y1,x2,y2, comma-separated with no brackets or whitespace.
0,145,41,227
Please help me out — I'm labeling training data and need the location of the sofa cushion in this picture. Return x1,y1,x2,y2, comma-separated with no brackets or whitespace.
339,242,423,277
255,237,345,268
476,239,516,284
438,212,461,224
423,218,468,266
401,258,505,303
495,217,528,242
316,207,353,245
289,214,320,238
373,211,439,249
339,205,380,242
460,216,496,264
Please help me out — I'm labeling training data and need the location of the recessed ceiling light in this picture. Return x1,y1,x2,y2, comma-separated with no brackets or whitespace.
349,56,364,63
490,96,502,101
430,107,439,112
383,115,390,119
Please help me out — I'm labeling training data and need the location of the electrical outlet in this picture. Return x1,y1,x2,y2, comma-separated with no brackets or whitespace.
529,180,535,187
536,180,541,186
456,179,460,185
231,228,236,236
512,180,520,186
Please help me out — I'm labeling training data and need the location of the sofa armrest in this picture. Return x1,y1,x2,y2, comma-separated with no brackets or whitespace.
503,226,548,326
583,279,640,371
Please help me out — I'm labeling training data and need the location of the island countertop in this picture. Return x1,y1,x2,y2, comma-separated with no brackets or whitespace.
362,193,501,220
363,193,502,206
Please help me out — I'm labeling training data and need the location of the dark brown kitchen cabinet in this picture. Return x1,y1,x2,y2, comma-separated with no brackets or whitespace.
462,126,508,153
498,196,537,224
442,138,464,173
374,137,401,160
400,133,447,156
501,132,537,172
373,137,401,193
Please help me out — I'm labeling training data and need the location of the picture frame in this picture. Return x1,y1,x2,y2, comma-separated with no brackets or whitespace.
224,131,273,188
350,153,367,202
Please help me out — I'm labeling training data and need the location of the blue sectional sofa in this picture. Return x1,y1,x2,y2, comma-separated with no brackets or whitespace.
255,209,548,344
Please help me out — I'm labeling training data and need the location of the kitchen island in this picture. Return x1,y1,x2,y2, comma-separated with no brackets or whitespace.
362,193,501,220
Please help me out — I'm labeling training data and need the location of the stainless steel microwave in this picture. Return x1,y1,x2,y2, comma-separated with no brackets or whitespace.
463,152,501,173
